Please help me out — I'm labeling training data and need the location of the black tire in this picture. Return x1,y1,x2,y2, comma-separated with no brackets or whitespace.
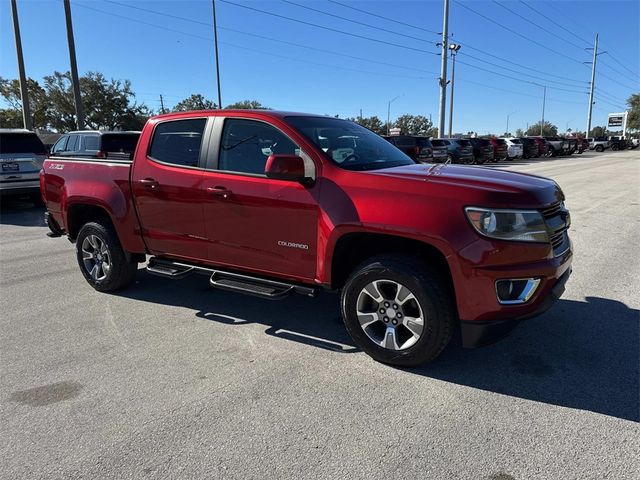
75,221,137,292
340,255,456,367
595,145,604,152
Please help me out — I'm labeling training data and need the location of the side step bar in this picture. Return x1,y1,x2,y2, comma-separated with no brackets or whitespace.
146,257,317,300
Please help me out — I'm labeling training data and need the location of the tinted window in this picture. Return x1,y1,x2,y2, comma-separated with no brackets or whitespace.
509,138,522,144
416,138,432,148
66,134,80,152
495,139,506,145
455,140,471,147
102,133,140,153
286,116,413,171
51,136,69,153
149,119,206,167
219,119,298,175
431,139,448,146
0,133,46,154
82,135,100,151
392,137,416,148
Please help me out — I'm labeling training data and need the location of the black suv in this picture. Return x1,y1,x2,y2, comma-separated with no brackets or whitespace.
383,135,441,163
467,138,494,164
50,131,141,160
519,137,540,159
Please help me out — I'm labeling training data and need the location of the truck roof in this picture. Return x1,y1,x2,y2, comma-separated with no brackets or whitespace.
65,130,142,135
150,110,329,121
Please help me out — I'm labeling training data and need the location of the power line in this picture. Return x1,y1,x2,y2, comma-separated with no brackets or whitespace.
518,0,591,47
453,0,588,66
218,0,439,55
281,0,435,45
493,0,586,52
328,0,441,35
597,70,638,91
602,52,639,78
598,59,639,85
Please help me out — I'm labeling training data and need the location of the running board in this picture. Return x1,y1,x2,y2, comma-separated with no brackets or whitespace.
146,257,317,299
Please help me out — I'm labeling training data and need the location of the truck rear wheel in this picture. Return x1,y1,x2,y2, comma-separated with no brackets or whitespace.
595,145,604,152
75,221,137,292
341,255,455,367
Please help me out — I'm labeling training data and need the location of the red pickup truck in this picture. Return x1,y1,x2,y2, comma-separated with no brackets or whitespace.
41,110,572,366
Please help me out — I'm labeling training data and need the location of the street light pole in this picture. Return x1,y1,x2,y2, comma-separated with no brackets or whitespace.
63,0,84,130
437,0,450,138
586,34,602,137
506,110,517,136
447,44,461,138
10,0,31,130
387,95,400,135
212,0,223,109
540,85,546,136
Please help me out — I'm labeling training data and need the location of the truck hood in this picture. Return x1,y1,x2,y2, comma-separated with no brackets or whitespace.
371,163,563,207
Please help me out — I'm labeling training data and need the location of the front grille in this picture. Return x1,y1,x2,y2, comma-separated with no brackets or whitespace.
540,202,562,218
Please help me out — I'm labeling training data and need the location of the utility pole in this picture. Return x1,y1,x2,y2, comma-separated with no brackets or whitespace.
585,34,604,137
506,110,517,136
359,108,362,122
159,94,166,114
540,85,546,136
387,95,400,135
447,44,461,138
212,0,223,109
437,0,450,138
10,0,32,130
63,0,84,130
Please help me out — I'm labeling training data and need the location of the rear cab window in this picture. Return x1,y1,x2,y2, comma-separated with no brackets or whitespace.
102,134,140,154
148,118,207,168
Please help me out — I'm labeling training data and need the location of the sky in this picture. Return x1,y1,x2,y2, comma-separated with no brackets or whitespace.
1,0,638,135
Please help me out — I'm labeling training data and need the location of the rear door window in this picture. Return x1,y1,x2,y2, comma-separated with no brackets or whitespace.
66,134,80,152
149,119,206,168
0,133,46,154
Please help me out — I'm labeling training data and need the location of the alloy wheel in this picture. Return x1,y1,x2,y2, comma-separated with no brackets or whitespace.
81,234,111,281
355,280,425,351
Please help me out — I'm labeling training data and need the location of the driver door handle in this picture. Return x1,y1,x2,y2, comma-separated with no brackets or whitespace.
207,186,232,199
139,178,159,189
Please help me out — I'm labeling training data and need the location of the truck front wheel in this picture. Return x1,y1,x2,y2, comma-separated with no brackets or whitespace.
341,255,455,367
75,221,137,292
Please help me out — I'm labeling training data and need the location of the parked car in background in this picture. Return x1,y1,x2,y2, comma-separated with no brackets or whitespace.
543,137,565,157
587,137,609,152
50,131,141,161
486,137,509,161
608,137,627,151
629,138,639,149
562,138,577,155
526,136,549,157
383,135,437,163
0,129,48,203
467,137,494,164
502,138,523,160
519,137,540,159
575,138,589,154
434,138,474,164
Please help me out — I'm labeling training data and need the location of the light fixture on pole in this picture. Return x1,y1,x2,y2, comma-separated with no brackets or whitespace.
447,43,461,138
387,95,401,135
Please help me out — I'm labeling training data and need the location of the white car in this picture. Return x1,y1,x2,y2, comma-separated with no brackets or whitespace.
501,137,523,160
0,129,47,203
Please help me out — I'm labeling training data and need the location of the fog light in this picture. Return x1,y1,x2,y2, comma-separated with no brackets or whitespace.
495,278,540,304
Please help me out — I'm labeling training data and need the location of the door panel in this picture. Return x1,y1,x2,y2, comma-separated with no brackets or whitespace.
201,118,318,280
131,118,209,261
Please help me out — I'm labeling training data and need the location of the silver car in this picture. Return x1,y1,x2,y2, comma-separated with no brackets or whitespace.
0,129,47,202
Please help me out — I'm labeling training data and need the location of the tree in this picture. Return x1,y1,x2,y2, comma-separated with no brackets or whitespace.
525,121,557,136
0,77,50,129
173,94,216,112
225,100,268,109
393,114,436,136
42,71,150,131
590,125,607,138
626,93,640,132
347,115,385,135
514,128,525,137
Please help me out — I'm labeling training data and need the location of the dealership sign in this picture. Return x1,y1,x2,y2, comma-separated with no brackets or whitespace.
607,111,628,131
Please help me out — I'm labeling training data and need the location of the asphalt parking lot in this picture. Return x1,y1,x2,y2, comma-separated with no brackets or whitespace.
1,149,638,479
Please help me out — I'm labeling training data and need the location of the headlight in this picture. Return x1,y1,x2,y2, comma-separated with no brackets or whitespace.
465,207,548,242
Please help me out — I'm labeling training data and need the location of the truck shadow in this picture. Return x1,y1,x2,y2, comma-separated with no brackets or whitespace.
118,271,639,422
0,197,45,227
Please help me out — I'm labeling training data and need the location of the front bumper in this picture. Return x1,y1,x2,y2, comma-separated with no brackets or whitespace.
460,267,571,347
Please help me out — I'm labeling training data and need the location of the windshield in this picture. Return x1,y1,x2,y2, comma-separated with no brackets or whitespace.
509,138,522,144
285,116,414,171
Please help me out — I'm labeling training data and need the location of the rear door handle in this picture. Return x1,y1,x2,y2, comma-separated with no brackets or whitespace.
139,178,159,189
207,186,232,199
